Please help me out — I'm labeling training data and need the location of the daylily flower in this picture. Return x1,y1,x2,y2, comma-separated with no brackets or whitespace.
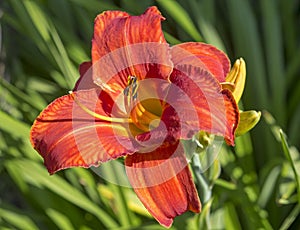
30,7,242,228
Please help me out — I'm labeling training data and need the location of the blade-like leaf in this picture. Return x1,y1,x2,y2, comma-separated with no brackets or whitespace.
0,207,39,230
46,208,75,230
5,159,119,228
279,129,300,203
156,0,202,41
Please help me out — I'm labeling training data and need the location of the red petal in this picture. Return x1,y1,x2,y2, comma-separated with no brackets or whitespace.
125,142,201,227
171,42,230,82
91,7,172,100
169,46,239,144
30,89,136,174
92,6,166,63
221,89,240,145
135,103,181,147
91,10,129,64
73,61,94,91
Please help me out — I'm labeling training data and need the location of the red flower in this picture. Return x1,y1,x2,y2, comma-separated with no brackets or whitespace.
30,6,239,227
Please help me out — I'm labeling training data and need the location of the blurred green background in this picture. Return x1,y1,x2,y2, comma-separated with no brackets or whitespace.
0,0,299,229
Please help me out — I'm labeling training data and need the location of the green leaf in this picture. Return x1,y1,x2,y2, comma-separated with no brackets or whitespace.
0,78,46,111
279,204,300,230
97,160,137,227
289,99,300,145
260,0,286,125
46,208,75,230
226,0,269,108
67,0,119,12
186,0,226,50
156,0,202,41
0,207,39,230
163,31,181,45
279,130,300,203
198,198,213,229
5,159,119,228
224,203,242,230
71,168,101,204
0,110,30,139
8,0,78,88
257,165,281,207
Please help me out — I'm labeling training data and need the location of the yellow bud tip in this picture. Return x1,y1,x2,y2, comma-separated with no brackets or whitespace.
235,110,261,136
225,58,246,103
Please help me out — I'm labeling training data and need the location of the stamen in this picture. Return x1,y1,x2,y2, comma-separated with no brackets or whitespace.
70,92,132,123
124,76,139,110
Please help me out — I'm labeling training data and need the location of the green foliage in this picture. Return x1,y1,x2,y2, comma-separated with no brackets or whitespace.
0,0,299,229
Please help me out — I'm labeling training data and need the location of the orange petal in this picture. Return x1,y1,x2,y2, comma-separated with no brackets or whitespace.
171,42,230,82
30,89,136,174
91,7,172,100
169,51,239,144
125,142,201,227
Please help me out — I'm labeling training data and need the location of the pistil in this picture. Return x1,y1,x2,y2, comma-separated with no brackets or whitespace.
70,92,132,123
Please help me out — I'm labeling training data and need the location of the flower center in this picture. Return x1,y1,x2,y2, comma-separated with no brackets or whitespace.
71,76,163,134
124,76,162,132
